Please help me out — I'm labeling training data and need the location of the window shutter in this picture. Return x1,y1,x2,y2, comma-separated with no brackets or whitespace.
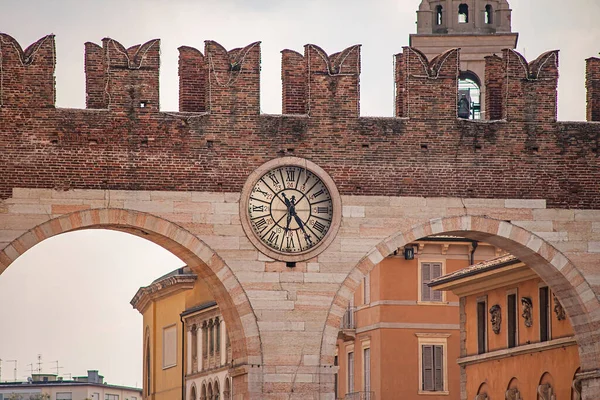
422,345,434,391
434,345,444,391
421,263,431,301
431,264,443,301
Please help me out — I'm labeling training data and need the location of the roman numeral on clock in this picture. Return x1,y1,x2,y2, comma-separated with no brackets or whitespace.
254,218,268,233
267,231,279,244
286,170,295,181
252,205,265,212
316,207,329,214
285,235,295,249
313,221,326,233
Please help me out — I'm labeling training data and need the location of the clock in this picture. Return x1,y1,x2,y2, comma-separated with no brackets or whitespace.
240,158,341,262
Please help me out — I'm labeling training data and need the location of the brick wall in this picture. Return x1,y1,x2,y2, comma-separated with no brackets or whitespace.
587,57,600,122
1,34,599,209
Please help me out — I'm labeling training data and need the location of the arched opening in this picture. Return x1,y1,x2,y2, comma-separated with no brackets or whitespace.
145,330,151,397
190,384,197,400
323,215,600,400
458,71,481,119
0,209,260,398
458,3,469,23
223,377,231,400
214,379,220,400
538,372,554,400
207,381,213,400
201,383,207,400
476,382,489,400
485,4,493,24
436,5,443,25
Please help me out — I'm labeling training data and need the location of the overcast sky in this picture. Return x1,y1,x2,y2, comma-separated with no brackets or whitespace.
0,0,598,388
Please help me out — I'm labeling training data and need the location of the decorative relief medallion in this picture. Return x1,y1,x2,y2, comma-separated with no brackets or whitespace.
553,294,566,321
521,297,533,328
240,157,341,262
489,304,502,334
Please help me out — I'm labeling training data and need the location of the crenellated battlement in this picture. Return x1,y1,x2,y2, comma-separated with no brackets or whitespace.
84,38,160,111
282,44,361,117
0,33,56,108
0,33,598,124
395,47,460,119
485,49,560,123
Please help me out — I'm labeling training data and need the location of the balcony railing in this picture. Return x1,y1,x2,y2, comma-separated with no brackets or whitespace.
341,306,356,329
345,391,375,400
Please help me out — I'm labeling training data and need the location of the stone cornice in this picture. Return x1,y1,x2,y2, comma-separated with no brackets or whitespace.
130,274,197,314
457,336,577,366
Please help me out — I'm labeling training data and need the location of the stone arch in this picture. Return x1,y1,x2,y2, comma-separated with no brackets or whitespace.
320,215,600,376
0,208,261,389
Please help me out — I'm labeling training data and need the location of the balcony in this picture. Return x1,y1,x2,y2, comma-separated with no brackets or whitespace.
338,306,356,341
345,391,375,400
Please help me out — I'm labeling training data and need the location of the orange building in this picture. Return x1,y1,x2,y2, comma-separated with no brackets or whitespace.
430,255,581,400
335,236,503,400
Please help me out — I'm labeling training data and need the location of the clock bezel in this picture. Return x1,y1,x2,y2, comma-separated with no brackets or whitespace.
240,157,342,262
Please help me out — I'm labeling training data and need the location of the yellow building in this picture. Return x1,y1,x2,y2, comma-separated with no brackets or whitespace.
430,255,581,400
131,267,233,400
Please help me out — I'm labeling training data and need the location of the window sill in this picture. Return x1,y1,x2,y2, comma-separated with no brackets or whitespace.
162,363,177,370
417,300,451,306
418,390,449,396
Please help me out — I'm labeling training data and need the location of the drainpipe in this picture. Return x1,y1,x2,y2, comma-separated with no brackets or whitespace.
180,314,186,400
470,241,478,265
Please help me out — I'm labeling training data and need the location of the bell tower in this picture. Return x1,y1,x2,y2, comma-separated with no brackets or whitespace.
410,0,519,119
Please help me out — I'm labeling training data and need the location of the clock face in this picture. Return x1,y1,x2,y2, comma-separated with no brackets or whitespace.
247,165,334,254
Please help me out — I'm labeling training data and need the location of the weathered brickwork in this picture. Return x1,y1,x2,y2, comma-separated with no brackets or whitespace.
2,34,600,399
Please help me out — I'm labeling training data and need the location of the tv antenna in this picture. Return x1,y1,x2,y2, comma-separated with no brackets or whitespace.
37,354,42,373
7,360,17,382
51,361,63,375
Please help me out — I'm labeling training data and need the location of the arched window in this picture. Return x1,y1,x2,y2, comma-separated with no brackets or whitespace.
458,71,481,120
436,5,443,25
224,377,232,400
214,379,220,400
485,4,493,24
190,385,197,400
458,4,469,23
201,383,207,400
145,339,151,396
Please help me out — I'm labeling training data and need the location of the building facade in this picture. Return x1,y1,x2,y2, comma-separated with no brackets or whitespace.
0,370,141,400
430,255,581,400
335,237,503,400
2,0,600,398
131,268,233,400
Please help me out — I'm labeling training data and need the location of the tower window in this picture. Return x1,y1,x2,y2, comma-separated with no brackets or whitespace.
458,4,469,23
436,5,443,25
485,5,493,24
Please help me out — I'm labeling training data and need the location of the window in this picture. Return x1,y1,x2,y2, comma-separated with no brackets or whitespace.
436,5,443,25
203,322,208,357
162,324,177,368
192,325,198,361
145,339,151,396
347,351,355,393
417,333,449,394
421,262,443,302
485,4,493,24
363,274,370,305
56,393,72,400
507,292,518,348
210,321,215,354
334,354,339,398
92,393,100,400
363,348,371,395
477,298,487,354
458,4,469,23
540,286,550,342
105,395,119,400
216,318,221,353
